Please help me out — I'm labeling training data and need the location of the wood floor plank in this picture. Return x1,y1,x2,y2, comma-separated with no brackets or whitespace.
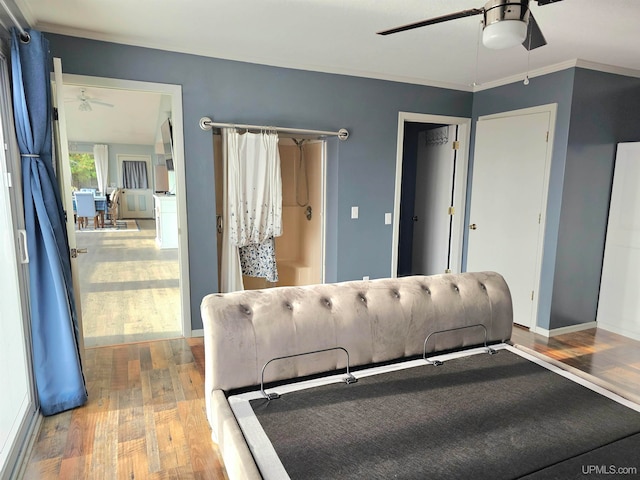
143,404,162,474
116,437,149,480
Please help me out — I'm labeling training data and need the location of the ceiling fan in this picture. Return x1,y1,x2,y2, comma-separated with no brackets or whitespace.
378,0,564,51
66,89,114,112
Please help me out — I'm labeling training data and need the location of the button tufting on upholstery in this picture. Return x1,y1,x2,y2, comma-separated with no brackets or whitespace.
479,283,486,291
239,304,252,315
392,289,400,299
284,301,293,311
452,285,459,293
358,293,367,304
321,297,332,308
421,285,431,295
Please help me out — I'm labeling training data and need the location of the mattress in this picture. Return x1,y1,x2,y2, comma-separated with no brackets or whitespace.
228,345,640,480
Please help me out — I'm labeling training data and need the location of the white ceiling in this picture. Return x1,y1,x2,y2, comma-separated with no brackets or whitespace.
10,0,640,145
15,0,640,92
61,85,170,146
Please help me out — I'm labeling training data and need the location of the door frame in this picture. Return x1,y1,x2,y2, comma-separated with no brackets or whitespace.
473,103,557,331
54,71,192,338
391,112,471,277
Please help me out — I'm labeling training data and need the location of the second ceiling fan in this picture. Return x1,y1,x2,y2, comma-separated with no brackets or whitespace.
378,0,563,51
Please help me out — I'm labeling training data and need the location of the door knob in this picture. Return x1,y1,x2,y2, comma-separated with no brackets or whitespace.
412,216,419,222
469,223,477,230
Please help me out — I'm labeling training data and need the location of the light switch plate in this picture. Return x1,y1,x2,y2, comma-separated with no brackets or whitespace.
351,206,359,219
385,212,392,224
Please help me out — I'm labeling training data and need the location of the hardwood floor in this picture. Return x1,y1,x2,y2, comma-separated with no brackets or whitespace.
21,326,639,479
76,219,181,348
22,338,227,480
511,325,640,399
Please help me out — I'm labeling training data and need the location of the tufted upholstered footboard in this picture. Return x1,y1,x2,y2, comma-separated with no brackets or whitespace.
200,271,513,479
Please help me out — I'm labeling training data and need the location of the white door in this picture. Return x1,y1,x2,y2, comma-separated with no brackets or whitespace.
412,125,457,275
52,58,86,356
118,154,153,218
596,142,640,341
467,107,553,328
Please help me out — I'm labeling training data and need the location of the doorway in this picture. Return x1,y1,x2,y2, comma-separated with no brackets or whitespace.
392,113,471,277
466,104,556,329
214,134,327,290
53,70,191,346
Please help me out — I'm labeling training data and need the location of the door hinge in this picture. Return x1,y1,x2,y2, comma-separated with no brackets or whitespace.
444,269,452,274
53,107,59,121
452,141,460,150
448,206,455,215
538,213,541,224
531,290,534,301
546,131,549,142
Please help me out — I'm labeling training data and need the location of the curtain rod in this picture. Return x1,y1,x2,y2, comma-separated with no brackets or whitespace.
0,0,30,42
199,116,349,141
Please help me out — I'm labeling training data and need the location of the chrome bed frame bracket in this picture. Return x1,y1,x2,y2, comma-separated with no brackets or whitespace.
423,323,497,366
260,346,358,400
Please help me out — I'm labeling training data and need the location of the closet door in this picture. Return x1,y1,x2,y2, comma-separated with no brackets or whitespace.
596,142,640,341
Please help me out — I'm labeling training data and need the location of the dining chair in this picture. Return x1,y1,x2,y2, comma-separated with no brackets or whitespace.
108,189,122,226
75,191,97,229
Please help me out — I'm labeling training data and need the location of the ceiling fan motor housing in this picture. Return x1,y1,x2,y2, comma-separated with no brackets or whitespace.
483,0,530,49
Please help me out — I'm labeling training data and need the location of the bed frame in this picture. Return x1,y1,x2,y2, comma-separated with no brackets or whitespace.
201,271,513,479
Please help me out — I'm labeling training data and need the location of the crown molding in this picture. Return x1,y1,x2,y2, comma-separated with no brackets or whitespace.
472,59,579,92
575,59,640,79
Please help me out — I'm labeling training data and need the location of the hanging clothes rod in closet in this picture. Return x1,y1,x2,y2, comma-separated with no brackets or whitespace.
199,116,349,141
0,0,30,42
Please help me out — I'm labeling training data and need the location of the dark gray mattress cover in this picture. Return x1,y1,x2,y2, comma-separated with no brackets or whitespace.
247,349,640,480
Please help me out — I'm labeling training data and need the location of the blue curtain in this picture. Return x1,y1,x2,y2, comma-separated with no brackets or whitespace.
11,28,87,415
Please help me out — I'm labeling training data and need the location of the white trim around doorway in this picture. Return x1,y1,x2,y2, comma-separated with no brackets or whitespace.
60,73,192,338
391,112,471,278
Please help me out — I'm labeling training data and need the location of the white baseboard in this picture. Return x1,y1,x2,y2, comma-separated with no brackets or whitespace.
597,323,640,342
190,329,204,337
531,321,597,338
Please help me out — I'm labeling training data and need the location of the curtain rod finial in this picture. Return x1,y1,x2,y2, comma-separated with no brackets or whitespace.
199,116,213,131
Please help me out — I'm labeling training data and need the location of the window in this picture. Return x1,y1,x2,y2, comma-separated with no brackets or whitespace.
121,160,149,189
69,152,98,191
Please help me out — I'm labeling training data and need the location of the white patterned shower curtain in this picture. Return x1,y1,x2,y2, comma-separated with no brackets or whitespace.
220,129,282,292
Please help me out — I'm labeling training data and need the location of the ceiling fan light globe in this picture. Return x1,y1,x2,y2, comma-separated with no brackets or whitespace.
482,20,528,49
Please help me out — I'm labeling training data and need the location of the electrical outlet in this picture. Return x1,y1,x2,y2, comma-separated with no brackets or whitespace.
363,276,370,281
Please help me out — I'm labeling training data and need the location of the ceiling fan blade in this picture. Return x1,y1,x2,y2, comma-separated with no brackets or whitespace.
522,13,547,50
89,99,114,107
377,8,483,36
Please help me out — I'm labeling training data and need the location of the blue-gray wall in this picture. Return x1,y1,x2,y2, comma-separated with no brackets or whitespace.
47,34,472,330
49,33,640,335
550,69,640,329
471,69,575,330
